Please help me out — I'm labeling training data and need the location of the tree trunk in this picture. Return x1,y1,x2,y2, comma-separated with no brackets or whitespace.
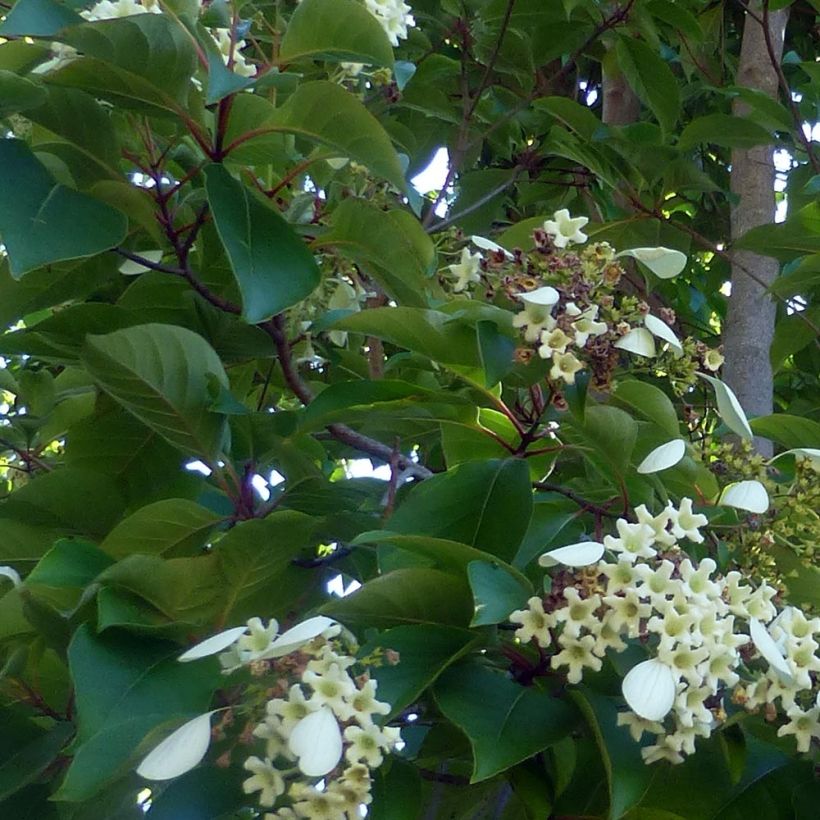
723,3,789,457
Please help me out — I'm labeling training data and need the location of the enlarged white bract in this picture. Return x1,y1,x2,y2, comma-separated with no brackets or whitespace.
259,616,338,660
637,439,686,474
287,705,343,777
622,659,677,721
119,250,163,275
719,480,770,514
644,314,683,356
697,373,753,440
539,541,605,568
614,327,656,358
0,566,22,587
769,448,820,472
178,626,249,662
517,285,560,308
471,235,514,259
137,711,217,781
616,247,687,279
749,617,793,679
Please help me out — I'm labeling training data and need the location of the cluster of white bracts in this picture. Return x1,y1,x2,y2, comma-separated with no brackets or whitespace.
510,499,820,764
138,616,401,819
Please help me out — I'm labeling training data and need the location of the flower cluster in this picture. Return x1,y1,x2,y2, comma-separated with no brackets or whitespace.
441,211,713,395
509,499,820,764
138,616,401,820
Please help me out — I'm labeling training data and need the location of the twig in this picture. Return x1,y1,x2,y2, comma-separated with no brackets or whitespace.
533,480,620,518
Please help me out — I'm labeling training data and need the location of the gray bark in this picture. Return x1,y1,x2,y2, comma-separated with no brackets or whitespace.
723,3,789,457
602,49,641,126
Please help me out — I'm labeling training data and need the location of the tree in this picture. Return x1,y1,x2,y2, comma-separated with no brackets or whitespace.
0,0,818,817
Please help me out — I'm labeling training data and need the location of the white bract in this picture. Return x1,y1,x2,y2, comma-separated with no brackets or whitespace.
719,480,770,514
644,314,683,356
539,541,605,568
471,235,514,259
637,440,686,474
616,247,687,279
542,209,589,248
287,706,344,777
622,659,677,721
697,373,754,440
614,327,656,358
512,286,560,342
137,712,217,781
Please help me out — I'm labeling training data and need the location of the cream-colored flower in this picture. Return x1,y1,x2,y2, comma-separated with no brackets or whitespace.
603,518,657,563
666,498,708,544
703,349,724,371
538,327,572,359
447,248,482,292
509,596,554,647
242,757,285,808
777,703,820,752
549,351,584,384
550,633,602,683
542,209,589,248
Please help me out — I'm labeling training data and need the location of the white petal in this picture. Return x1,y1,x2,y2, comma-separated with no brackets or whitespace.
119,250,163,275
697,374,753,440
471,235,513,259
0,566,22,587
719,480,769,514
260,616,337,660
137,711,216,781
769,448,820,472
616,247,687,279
637,439,686,474
287,706,343,777
539,541,605,568
518,286,559,307
614,327,656,357
622,659,677,721
178,626,249,662
644,314,683,356
749,618,793,679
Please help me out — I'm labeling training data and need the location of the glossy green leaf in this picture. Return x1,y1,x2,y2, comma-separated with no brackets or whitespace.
358,624,479,716
204,164,321,323
280,0,394,66
82,324,229,459
611,380,680,438
435,662,578,782
0,70,47,117
321,568,474,628
614,37,680,134
270,81,405,189
315,198,434,306
100,500,222,559
388,458,532,563
468,560,530,626
0,720,74,802
735,203,820,261
679,114,774,150
0,140,127,278
0,0,81,36
26,539,114,589
57,626,220,801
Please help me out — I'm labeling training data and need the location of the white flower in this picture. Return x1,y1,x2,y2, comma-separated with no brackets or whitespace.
642,736,685,765
777,703,820,752
602,589,650,638
554,588,602,638
542,209,589,248
242,756,286,807
81,0,160,20
603,518,657,563
348,679,391,727
600,560,640,594
447,248,482,292
666,498,708,543
364,0,415,46
303,663,357,719
253,715,292,760
616,711,664,742
656,644,709,685
512,286,559,342
343,724,391,767
622,658,677,721
703,349,724,371
571,305,608,347
634,504,677,548
550,351,584,384
634,560,680,606
237,617,279,659
678,558,721,606
211,28,256,77
266,684,320,733
509,597,554,647
537,327,572,358
550,633,602,683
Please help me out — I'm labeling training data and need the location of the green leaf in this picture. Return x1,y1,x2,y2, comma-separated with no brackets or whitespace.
204,164,321,323
0,720,74,802
569,405,638,477
534,96,601,141
735,203,820,261
358,624,479,717
468,560,530,626
81,324,229,460
194,22,254,105
679,114,774,150
3,468,125,538
58,15,198,107
332,306,480,366
142,767,245,820
570,689,653,820
315,198,434,307
388,459,532,563
26,539,114,589
477,320,516,387
269,81,405,189
614,37,680,135
434,662,578,782
611,380,680,438
321,568,474,627
750,415,820,449
370,760,423,820
214,511,320,621
101,500,222,559
57,626,220,801
0,140,127,278
0,70,47,117
0,0,82,36
280,0,394,66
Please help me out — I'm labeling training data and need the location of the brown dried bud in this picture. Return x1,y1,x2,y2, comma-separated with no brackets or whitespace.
552,392,568,411
515,347,535,364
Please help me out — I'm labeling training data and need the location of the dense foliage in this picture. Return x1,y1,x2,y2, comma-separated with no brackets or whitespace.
0,0,818,818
